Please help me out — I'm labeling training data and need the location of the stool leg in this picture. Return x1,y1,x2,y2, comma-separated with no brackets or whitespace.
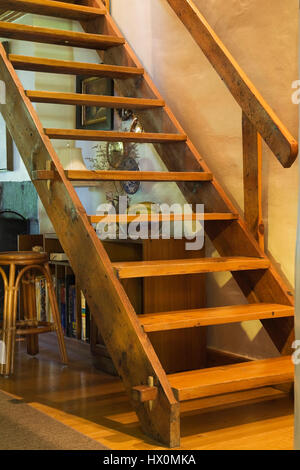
25,272,39,356
43,264,68,364
0,264,16,376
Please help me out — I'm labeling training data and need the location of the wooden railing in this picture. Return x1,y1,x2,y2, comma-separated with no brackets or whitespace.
166,0,298,249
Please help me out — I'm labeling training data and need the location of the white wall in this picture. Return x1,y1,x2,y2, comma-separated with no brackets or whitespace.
111,0,299,358
0,14,35,182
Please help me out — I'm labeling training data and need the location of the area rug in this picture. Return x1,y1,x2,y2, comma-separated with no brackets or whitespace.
0,390,108,450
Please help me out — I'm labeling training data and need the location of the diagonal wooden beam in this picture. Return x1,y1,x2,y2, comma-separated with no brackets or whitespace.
166,0,298,168
81,0,294,355
0,42,180,448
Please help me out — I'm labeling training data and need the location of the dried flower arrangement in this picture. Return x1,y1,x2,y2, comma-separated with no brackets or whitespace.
86,141,141,211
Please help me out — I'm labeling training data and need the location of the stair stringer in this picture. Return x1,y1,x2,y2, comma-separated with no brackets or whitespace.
82,0,294,355
0,43,180,448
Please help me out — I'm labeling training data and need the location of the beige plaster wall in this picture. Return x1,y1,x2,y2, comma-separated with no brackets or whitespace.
112,0,299,358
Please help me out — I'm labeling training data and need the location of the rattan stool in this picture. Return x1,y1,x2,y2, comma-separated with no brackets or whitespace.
0,251,68,376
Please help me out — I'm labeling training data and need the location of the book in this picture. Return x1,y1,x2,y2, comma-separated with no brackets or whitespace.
68,284,77,338
58,281,66,335
81,292,86,342
65,274,75,337
50,253,69,261
35,276,46,322
40,277,47,322
80,292,90,343
35,277,41,321
86,302,90,343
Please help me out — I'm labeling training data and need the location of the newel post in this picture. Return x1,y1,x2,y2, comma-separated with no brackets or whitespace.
242,112,264,251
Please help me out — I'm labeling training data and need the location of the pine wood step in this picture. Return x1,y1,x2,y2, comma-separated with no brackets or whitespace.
44,129,187,143
112,256,270,279
0,22,124,50
88,213,239,224
1,0,106,20
26,90,165,109
9,55,144,79
139,303,294,332
32,169,212,182
168,356,294,401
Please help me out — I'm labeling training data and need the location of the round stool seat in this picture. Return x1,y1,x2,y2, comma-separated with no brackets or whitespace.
0,250,67,376
0,251,48,266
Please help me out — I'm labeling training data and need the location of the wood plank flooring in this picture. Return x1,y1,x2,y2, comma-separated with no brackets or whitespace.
0,335,294,450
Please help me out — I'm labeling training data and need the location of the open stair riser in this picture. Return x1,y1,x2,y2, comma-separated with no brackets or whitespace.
168,356,294,401
26,90,165,109
0,40,180,449
0,21,125,49
10,55,145,78
139,303,294,332
85,0,294,356
0,0,107,20
0,0,296,448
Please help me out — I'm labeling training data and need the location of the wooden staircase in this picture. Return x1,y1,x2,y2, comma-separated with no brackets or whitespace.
0,0,296,448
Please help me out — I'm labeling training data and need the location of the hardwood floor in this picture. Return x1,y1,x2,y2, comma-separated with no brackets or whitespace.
0,334,294,450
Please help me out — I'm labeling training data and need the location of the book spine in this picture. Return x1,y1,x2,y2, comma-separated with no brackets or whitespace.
35,278,41,321
60,284,66,335
40,277,46,322
86,302,90,343
81,292,86,342
68,285,76,339
65,274,75,337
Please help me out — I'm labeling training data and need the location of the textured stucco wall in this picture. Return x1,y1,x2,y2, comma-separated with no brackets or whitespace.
294,1,300,452
112,0,299,358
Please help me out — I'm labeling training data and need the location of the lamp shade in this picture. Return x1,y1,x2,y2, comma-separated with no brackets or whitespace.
57,147,87,171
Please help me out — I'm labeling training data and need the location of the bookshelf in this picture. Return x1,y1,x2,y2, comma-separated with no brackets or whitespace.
18,234,206,375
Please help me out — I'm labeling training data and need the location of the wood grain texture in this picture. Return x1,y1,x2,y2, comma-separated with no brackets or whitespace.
140,303,294,332
169,356,294,401
0,336,294,450
88,213,238,224
242,113,264,250
82,0,295,355
142,239,206,374
10,55,144,78
132,385,158,403
113,256,270,279
26,90,165,109
33,169,212,182
0,42,180,448
0,21,124,49
45,128,187,143
0,0,106,20
166,0,298,168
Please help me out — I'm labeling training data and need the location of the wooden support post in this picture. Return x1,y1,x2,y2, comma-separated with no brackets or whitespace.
242,112,264,251
132,384,158,403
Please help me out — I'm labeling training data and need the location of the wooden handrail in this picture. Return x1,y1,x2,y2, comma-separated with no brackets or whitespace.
166,0,298,168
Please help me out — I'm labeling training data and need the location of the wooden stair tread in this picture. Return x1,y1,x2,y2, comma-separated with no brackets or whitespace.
9,55,144,78
88,213,239,223
32,169,212,182
112,256,270,279
139,303,294,332
44,129,187,143
26,90,165,109
1,0,106,20
169,356,294,401
0,21,124,49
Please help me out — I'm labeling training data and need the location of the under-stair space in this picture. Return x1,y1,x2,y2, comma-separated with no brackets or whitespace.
0,0,297,448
